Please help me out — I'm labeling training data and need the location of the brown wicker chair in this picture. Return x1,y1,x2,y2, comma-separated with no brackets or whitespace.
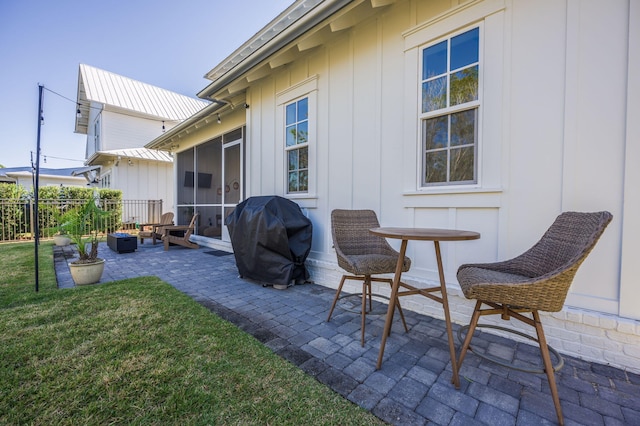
327,209,411,346
456,211,613,426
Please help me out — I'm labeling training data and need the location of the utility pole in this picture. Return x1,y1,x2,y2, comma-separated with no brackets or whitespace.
34,84,44,292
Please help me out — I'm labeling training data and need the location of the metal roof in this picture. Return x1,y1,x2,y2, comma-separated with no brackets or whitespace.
0,167,89,178
76,64,210,133
86,148,173,165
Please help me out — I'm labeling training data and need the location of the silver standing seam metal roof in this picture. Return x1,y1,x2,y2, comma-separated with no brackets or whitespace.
86,148,173,165
76,64,210,134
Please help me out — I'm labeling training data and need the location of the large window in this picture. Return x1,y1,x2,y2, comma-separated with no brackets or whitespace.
421,27,479,186
285,97,309,193
276,75,317,199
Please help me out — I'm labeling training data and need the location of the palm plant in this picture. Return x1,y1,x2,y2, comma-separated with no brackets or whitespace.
61,198,109,263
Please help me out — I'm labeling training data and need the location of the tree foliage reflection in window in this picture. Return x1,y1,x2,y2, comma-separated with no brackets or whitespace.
421,27,479,186
285,97,309,193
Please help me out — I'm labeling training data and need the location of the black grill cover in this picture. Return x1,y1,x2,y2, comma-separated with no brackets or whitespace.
225,196,312,287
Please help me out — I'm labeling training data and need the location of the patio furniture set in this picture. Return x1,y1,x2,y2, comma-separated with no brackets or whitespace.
108,211,200,254
326,209,612,426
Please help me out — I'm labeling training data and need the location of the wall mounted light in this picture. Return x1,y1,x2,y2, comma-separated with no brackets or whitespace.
217,114,222,124
162,121,165,132
76,103,82,118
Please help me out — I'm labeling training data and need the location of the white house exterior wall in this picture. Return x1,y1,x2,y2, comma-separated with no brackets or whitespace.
620,0,640,321
100,110,175,151
84,101,102,159
10,175,86,191
237,0,638,372
106,160,173,213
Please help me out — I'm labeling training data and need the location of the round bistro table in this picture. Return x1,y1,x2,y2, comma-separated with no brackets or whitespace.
369,227,480,389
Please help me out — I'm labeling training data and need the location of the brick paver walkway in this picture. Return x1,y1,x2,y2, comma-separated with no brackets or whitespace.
54,242,640,425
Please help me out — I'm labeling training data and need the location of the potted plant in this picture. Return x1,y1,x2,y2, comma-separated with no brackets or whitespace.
61,197,110,285
51,210,71,246
41,205,71,246
52,231,71,247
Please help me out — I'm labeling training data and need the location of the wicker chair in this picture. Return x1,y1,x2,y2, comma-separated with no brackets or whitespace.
456,211,612,426
327,209,411,346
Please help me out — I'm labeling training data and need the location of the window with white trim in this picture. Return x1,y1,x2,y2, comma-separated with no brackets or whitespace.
94,116,101,152
99,172,111,188
420,27,479,187
285,97,309,193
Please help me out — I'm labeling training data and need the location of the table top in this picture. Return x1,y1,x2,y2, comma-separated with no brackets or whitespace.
370,227,480,241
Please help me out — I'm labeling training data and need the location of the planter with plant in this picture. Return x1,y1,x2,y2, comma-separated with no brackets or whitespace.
61,197,110,285
52,232,71,247
50,210,72,246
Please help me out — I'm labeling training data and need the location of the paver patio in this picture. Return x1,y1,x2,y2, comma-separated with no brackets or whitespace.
54,242,640,425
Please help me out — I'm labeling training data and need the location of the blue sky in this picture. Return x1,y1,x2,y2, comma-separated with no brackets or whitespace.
0,0,292,168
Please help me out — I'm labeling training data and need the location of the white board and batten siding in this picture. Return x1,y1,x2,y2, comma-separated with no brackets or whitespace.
240,0,639,372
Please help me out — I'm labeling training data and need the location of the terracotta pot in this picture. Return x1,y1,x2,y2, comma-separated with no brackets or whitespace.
69,258,105,285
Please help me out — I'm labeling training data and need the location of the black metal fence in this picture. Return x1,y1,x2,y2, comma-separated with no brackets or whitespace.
0,199,163,242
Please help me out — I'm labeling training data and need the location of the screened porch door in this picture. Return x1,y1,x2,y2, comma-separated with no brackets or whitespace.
176,127,244,244
220,135,242,242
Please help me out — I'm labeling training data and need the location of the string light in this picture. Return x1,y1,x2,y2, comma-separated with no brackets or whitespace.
32,152,84,163
42,86,191,126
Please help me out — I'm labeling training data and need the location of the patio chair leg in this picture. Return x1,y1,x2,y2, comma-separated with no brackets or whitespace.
533,310,564,426
327,275,348,322
456,300,483,373
361,278,370,346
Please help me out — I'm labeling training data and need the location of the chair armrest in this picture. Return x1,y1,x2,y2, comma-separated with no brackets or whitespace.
162,225,192,235
138,222,160,231
152,222,174,231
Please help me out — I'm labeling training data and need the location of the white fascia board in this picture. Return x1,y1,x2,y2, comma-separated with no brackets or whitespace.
197,0,354,100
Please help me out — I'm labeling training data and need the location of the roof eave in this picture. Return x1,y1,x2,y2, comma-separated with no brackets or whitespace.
75,65,91,134
197,0,354,100
145,101,227,151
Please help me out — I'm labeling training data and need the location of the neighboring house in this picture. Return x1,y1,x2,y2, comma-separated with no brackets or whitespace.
75,64,209,223
146,0,640,373
0,167,87,191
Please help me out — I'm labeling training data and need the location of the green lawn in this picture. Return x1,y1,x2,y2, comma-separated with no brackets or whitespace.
0,242,383,425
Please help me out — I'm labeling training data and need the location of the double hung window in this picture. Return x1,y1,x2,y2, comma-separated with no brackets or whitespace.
277,75,317,199
421,27,480,186
285,97,309,193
